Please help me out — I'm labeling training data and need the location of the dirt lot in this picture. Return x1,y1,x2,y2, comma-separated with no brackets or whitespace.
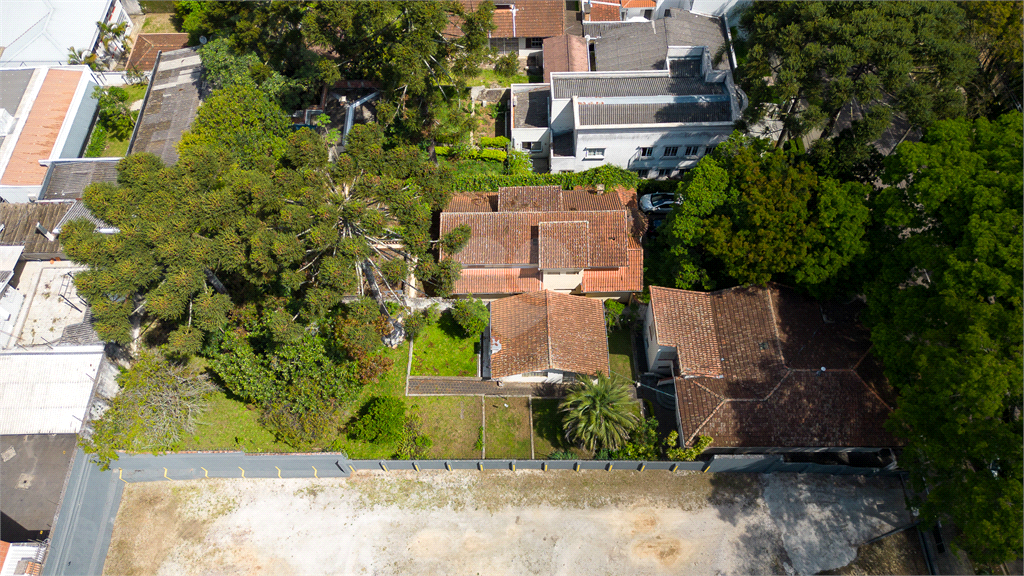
104,472,916,576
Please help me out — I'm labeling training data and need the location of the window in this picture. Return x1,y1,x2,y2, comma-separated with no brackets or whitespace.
684,145,700,156
585,148,605,158
639,147,653,158
706,144,717,155
522,141,535,151
528,37,544,49
663,146,678,157
664,9,672,16
658,169,672,178
643,9,653,19
635,169,649,178
490,37,518,54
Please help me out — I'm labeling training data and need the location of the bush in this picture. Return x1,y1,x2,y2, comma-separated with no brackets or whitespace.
424,304,441,325
441,223,472,255
380,258,408,286
450,297,489,336
548,450,576,460
93,86,135,140
666,433,713,461
479,136,510,149
493,51,520,78
604,300,626,330
451,163,639,192
350,396,406,445
84,123,108,157
435,146,453,157
503,149,532,175
477,149,507,163
404,312,426,340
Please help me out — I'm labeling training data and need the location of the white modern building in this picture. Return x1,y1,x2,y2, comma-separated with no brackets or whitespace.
0,0,134,68
511,15,746,178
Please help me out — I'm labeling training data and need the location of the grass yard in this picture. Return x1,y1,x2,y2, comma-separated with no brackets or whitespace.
531,398,590,460
141,13,177,33
179,389,293,453
89,84,149,157
608,329,636,383
409,396,484,459
410,315,478,377
440,157,506,179
484,397,532,459
468,69,537,87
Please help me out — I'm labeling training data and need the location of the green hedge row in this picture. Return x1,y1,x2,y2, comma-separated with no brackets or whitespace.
478,136,510,149
435,146,507,162
450,164,641,191
84,123,108,158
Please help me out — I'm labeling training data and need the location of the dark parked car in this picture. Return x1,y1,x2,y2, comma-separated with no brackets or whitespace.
639,193,682,214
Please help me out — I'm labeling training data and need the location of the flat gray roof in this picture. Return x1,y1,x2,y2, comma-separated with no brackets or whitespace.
578,100,732,125
0,69,34,115
128,47,203,165
593,12,729,73
0,433,78,540
552,74,725,99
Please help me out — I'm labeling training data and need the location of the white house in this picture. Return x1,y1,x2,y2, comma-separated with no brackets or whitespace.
583,0,749,24
511,10,745,178
0,0,134,68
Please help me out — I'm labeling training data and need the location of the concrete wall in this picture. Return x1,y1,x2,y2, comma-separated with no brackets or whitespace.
567,125,732,174
643,303,677,375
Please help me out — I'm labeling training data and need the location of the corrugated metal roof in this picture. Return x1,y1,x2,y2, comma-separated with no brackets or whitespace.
591,12,730,73
578,100,731,125
129,48,204,166
54,200,116,233
38,159,119,201
0,346,104,435
0,245,23,272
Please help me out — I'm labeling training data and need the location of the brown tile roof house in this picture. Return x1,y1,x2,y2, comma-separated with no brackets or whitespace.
490,290,609,379
440,186,643,296
125,33,190,73
647,284,897,449
542,34,589,83
448,0,565,39
586,1,622,22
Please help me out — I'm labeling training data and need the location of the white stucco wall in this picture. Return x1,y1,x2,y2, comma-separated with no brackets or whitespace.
567,124,732,173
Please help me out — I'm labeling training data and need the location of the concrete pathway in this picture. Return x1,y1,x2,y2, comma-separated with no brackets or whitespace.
407,376,568,397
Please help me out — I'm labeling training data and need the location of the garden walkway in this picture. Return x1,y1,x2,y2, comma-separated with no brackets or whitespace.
406,376,568,398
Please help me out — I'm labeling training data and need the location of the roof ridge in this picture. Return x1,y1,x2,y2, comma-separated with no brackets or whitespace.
545,290,554,371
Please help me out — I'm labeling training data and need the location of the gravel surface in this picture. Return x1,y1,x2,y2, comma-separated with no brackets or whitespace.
104,471,912,576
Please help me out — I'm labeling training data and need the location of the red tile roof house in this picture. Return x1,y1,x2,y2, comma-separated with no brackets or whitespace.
448,0,566,62
644,284,899,453
439,185,644,301
488,290,609,385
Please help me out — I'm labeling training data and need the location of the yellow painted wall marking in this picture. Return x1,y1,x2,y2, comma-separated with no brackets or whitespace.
276,466,282,478
349,465,355,473
118,468,127,484
312,466,318,478
201,467,209,478
163,467,169,480
239,466,245,478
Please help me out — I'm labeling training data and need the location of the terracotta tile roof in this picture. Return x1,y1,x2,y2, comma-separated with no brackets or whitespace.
449,0,565,38
490,290,609,378
446,210,628,267
587,1,622,22
538,220,589,269
448,193,498,212
442,186,640,293
453,267,542,295
621,0,655,7
650,283,899,448
498,186,563,211
676,371,896,448
125,33,190,73
542,34,589,83
581,246,643,292
650,286,722,377
1,70,80,186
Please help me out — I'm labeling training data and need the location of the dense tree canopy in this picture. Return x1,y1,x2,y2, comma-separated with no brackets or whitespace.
865,113,1023,563
739,1,978,144
650,133,870,291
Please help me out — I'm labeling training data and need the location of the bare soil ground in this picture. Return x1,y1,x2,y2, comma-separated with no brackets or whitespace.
104,472,916,576
819,529,930,575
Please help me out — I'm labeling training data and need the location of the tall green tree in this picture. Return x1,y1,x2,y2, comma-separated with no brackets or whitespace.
560,376,640,451
865,112,1023,563
650,133,870,291
739,1,978,145
959,1,1024,118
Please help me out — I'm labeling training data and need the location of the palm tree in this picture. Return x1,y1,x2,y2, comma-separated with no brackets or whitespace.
559,375,640,451
67,47,99,70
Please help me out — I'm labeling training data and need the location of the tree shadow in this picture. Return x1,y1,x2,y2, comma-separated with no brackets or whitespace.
437,310,469,340
531,399,571,453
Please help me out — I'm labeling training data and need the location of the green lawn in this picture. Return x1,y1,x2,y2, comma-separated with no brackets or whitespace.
484,397,532,459
410,315,478,377
94,84,148,157
179,389,293,453
409,396,483,459
608,329,636,383
468,69,541,87
439,158,506,179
